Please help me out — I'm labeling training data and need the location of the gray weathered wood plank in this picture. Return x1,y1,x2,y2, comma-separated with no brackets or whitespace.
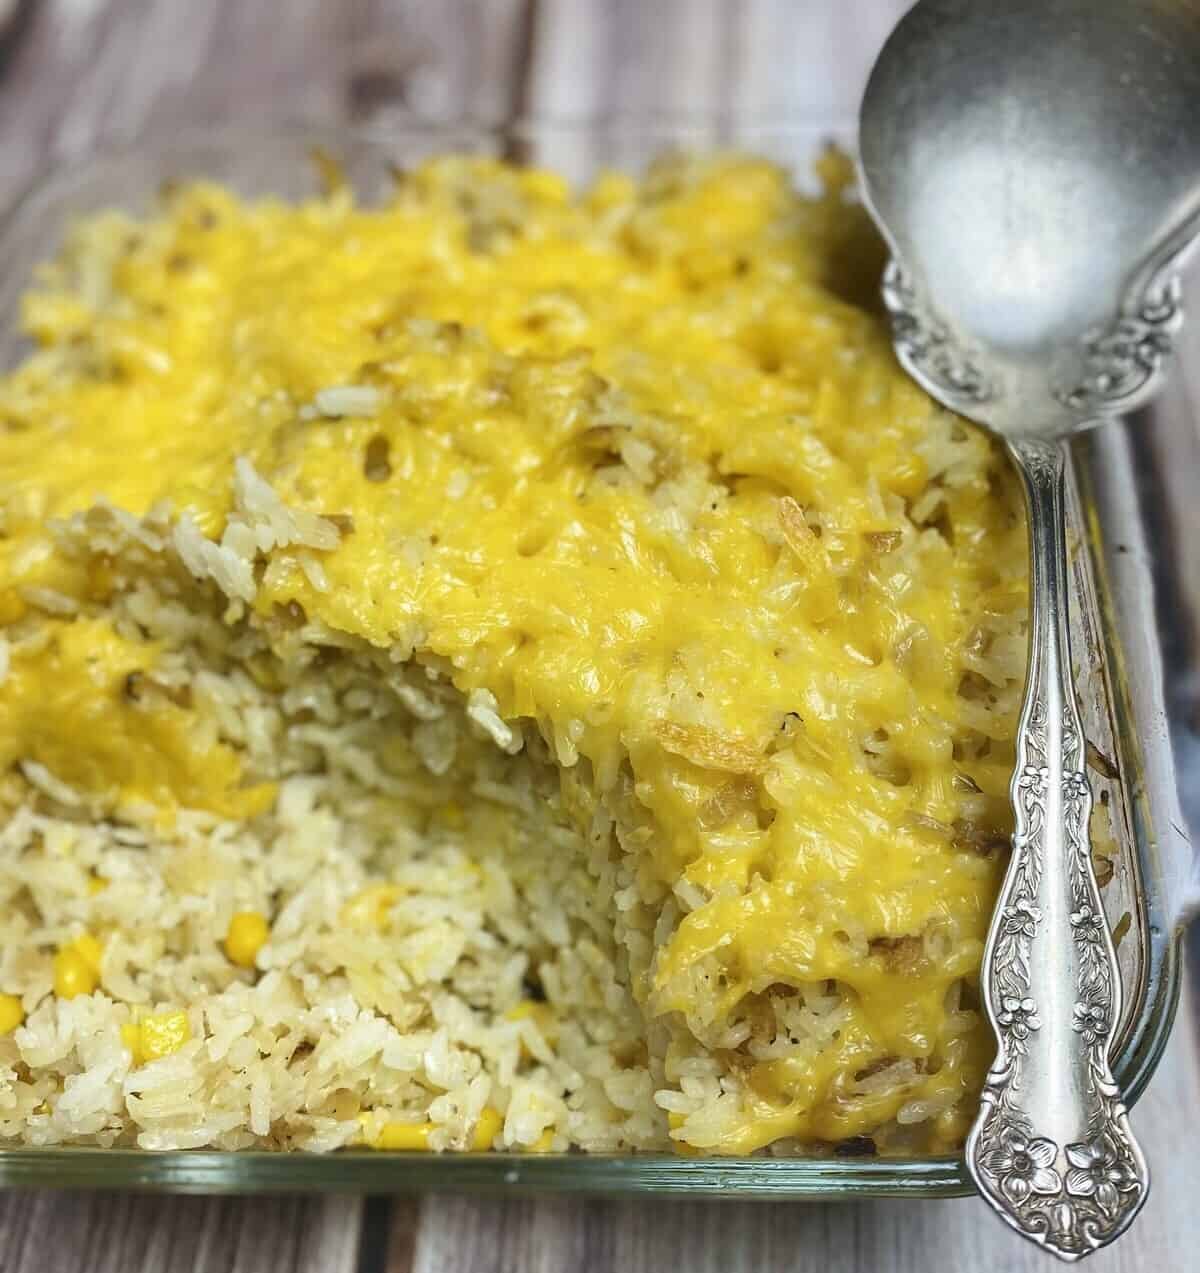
526,0,910,123
0,1192,363,1273
0,0,532,203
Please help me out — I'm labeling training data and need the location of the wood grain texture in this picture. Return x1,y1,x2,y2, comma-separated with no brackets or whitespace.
524,0,910,122
0,0,532,200
0,1192,363,1273
0,3,1197,1272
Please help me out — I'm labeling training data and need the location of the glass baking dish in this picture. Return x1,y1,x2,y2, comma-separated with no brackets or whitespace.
0,121,1186,1198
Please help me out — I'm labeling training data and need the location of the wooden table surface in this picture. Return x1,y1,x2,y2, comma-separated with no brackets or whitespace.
1,3,1198,1270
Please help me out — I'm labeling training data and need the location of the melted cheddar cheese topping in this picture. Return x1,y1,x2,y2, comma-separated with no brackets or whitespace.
0,152,1028,1152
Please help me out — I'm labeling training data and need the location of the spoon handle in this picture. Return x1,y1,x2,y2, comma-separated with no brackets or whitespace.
966,437,1148,1261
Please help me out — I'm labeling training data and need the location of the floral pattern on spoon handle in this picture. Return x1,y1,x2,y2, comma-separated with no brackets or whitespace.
966,437,1149,1262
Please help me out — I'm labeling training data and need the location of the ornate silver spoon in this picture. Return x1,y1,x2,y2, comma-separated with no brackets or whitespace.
858,0,1200,1260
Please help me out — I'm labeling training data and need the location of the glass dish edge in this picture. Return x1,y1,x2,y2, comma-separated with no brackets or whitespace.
0,120,1182,1199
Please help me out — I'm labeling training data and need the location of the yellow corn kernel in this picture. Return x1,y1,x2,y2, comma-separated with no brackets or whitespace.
374,1121,434,1151
505,1000,558,1057
0,993,24,1034
667,1112,701,1156
439,802,465,829
53,948,97,999
504,1000,556,1031
73,933,103,972
472,1106,503,1151
138,1011,191,1061
0,590,26,626
340,885,401,931
87,874,107,896
524,1129,556,1154
224,911,270,968
53,935,102,999
123,1011,192,1065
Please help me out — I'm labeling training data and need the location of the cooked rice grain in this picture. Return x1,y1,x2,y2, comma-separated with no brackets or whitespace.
0,151,1041,1157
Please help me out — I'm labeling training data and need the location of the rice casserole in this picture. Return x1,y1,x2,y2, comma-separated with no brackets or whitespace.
0,151,1046,1157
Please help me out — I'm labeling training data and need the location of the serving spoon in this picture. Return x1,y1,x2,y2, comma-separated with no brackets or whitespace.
858,0,1200,1260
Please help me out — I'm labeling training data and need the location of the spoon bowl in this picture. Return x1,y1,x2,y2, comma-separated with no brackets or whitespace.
860,0,1200,437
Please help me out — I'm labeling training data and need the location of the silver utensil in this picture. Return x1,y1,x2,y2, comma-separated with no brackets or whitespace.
858,0,1200,1260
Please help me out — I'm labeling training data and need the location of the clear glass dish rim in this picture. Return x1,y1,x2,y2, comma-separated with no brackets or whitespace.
0,120,1182,1198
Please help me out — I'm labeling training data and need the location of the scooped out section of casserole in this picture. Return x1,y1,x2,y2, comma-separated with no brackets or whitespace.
0,151,1031,1154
